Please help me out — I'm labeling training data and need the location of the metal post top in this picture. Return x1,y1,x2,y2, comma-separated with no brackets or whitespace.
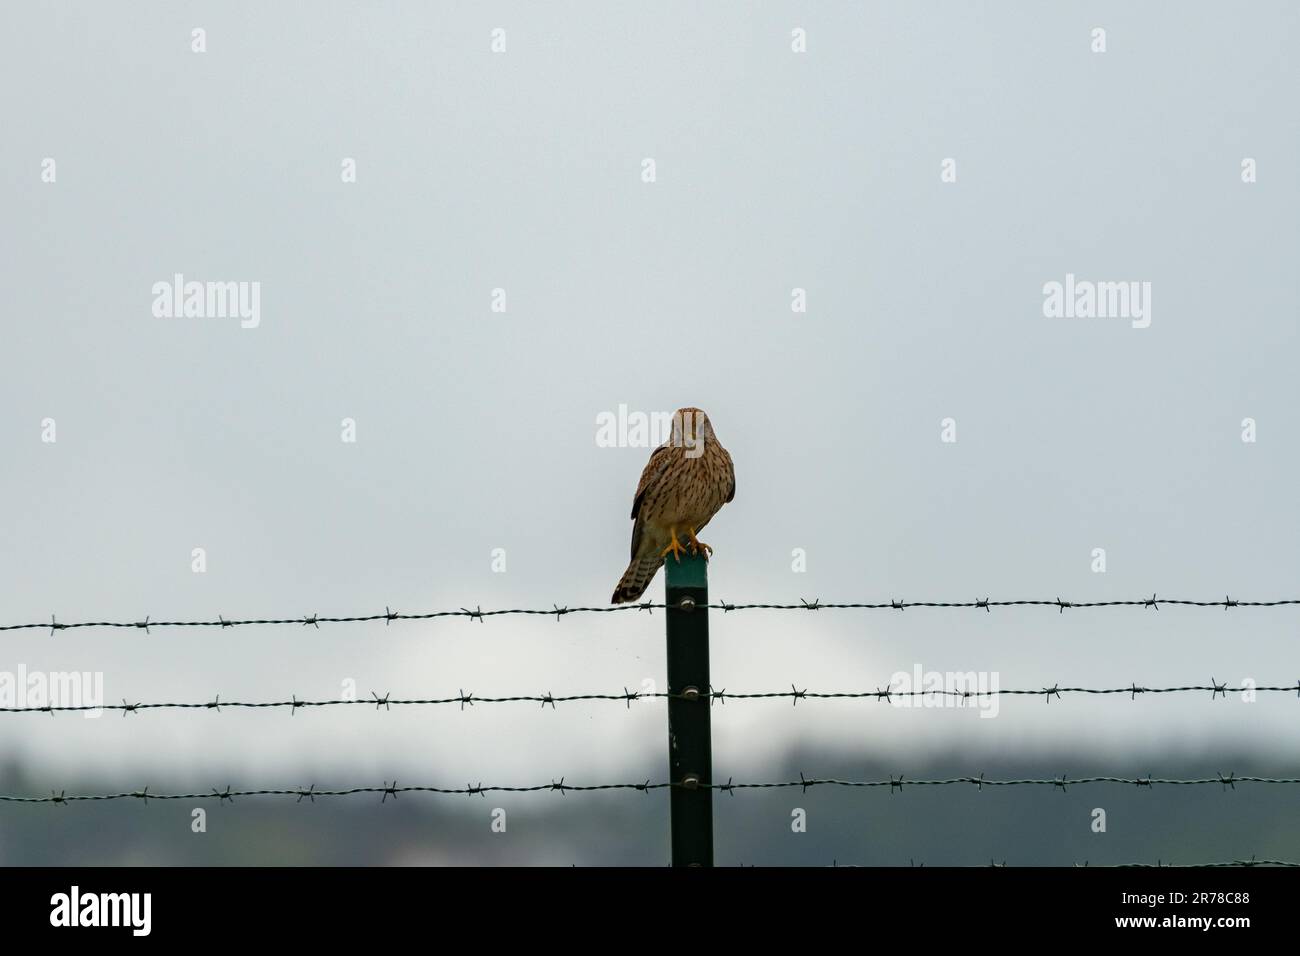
664,551,709,590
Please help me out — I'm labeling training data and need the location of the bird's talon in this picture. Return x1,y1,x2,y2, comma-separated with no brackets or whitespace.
687,530,713,559
661,530,687,563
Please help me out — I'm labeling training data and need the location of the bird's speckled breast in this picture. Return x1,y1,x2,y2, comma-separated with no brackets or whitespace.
641,440,731,529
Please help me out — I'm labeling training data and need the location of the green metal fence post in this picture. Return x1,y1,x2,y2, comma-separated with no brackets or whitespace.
664,550,713,866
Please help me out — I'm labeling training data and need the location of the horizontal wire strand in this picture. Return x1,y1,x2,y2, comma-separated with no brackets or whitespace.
3,595,1299,633
12,774,1300,804
4,681,1298,714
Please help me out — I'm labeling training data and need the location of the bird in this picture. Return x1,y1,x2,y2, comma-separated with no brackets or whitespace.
611,407,735,604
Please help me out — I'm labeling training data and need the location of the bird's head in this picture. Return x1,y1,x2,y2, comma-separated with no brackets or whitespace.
670,407,714,458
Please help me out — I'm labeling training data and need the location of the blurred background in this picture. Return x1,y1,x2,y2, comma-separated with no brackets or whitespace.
1,1,1297,864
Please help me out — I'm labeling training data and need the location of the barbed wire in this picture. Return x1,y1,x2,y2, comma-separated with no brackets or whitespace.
6,680,1297,715
9,773,1300,804
3,594,1298,633
708,681,1300,704
8,594,1298,867
716,596,1300,612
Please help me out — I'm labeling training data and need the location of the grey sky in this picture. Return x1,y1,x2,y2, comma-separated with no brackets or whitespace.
1,1,1297,804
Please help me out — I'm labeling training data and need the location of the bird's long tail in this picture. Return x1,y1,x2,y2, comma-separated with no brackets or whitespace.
611,555,665,604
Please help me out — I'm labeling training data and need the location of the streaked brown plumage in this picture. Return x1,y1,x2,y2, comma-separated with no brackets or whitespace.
611,408,735,604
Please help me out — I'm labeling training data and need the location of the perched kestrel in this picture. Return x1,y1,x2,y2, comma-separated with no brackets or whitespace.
611,407,735,604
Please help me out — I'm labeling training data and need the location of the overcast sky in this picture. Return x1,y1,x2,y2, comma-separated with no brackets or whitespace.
1,1,1297,806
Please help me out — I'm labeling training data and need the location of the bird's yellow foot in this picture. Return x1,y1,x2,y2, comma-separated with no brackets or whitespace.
687,529,713,559
660,529,688,563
